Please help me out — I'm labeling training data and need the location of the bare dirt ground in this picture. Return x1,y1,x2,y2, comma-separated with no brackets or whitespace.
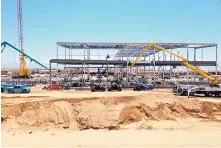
2,86,221,147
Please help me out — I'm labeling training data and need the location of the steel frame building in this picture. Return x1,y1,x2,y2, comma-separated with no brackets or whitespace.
49,42,218,85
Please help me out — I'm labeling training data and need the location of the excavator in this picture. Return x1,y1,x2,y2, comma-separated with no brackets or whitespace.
129,44,220,86
1,41,49,78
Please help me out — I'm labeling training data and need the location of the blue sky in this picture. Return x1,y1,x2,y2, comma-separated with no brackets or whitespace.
1,0,221,69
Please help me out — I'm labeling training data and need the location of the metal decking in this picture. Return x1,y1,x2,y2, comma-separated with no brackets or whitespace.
56,42,217,57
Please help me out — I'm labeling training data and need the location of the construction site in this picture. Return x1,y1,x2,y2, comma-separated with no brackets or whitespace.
1,0,221,147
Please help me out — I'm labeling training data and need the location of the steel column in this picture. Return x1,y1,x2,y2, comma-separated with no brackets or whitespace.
114,64,116,76
84,46,86,60
65,47,66,70
106,60,108,90
163,50,165,83
65,47,66,59
49,62,51,85
201,48,203,61
149,56,151,71
153,43,156,85
68,48,70,71
56,44,58,70
81,62,83,88
187,46,189,84
158,52,160,76
144,56,146,74
87,48,90,81
126,44,129,77
170,45,172,78
194,48,196,83
216,45,218,76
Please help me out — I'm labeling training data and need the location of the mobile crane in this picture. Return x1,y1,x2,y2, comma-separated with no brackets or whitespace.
130,44,220,86
1,41,49,78
129,44,221,97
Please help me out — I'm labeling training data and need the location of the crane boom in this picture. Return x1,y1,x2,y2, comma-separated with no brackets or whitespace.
130,44,219,85
17,0,28,77
1,42,49,70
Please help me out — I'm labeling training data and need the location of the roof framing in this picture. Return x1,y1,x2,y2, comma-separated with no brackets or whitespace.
56,42,217,58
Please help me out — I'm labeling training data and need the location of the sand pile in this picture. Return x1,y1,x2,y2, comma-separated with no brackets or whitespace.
2,105,23,117
171,103,192,118
3,100,125,130
2,96,221,131
9,101,78,130
198,102,221,119
176,98,202,113
118,103,193,124
73,101,125,130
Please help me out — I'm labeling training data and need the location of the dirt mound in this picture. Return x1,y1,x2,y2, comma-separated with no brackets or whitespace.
198,102,220,119
48,101,78,129
2,105,23,117
2,96,221,131
118,105,147,125
171,103,192,118
157,104,176,120
73,101,125,130
118,104,159,125
118,103,194,124
17,101,78,130
127,94,176,109
176,98,202,113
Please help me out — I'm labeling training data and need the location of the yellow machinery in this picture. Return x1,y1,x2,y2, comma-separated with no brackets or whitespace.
130,44,219,85
1,42,49,78
1,1,48,78
19,52,31,77
17,0,31,78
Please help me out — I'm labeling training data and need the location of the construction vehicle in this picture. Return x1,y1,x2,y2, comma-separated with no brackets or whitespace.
91,83,106,92
133,82,153,91
173,84,221,97
4,0,31,78
130,44,220,86
1,0,48,78
1,42,49,78
130,44,221,97
42,84,61,90
107,80,122,91
1,83,15,93
1,83,7,93
1,83,6,93
5,84,31,93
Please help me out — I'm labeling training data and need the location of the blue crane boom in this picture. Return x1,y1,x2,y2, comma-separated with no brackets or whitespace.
1,41,49,70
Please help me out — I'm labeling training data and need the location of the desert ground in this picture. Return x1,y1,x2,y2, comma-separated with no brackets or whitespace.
1,86,221,147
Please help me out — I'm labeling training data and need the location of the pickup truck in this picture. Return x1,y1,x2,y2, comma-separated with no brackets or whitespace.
1,83,6,92
1,83,14,93
5,85,31,93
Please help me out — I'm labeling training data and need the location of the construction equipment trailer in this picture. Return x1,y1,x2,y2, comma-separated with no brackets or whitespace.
173,84,221,97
